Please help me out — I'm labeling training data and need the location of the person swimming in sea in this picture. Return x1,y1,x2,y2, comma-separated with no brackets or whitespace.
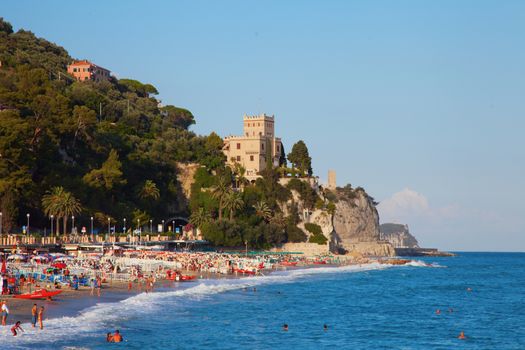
107,332,114,342
458,331,466,340
11,321,24,336
113,329,123,342
324,324,328,331
283,324,288,331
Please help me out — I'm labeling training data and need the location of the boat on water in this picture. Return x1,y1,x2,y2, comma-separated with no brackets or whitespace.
13,289,63,300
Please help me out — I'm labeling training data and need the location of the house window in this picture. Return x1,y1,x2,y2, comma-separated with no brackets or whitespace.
259,132,262,136
246,133,249,137
236,156,241,161
277,145,280,152
250,155,254,161
261,143,265,150
237,143,241,150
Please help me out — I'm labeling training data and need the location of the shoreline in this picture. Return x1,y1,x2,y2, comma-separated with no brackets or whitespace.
1,263,350,326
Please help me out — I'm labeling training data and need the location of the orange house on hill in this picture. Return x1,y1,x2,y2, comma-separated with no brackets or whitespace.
67,60,111,81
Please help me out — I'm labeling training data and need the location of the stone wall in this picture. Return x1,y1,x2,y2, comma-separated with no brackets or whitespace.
271,242,329,256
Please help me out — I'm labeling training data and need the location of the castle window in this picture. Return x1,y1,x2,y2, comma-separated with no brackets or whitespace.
261,143,265,150
237,156,241,161
237,143,241,150
250,155,254,161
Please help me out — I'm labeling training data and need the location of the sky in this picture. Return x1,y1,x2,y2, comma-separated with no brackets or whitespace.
2,0,524,251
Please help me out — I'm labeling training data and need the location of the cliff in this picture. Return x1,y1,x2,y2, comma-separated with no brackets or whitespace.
380,223,419,248
280,179,394,257
331,189,395,256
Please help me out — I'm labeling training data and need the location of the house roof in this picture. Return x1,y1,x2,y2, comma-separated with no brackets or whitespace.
69,60,110,72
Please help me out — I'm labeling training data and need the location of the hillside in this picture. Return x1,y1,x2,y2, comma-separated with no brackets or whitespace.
0,18,224,233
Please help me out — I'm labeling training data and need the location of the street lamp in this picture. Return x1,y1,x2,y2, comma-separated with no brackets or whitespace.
72,215,75,235
123,218,127,234
137,219,140,242
162,220,165,233
107,217,111,241
26,213,30,235
50,215,54,238
0,212,2,236
150,219,152,234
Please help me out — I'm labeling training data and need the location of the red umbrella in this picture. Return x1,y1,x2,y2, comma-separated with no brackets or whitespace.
52,262,67,269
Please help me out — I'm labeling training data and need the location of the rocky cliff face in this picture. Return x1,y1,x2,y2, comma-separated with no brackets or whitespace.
281,179,394,257
331,190,394,256
380,223,419,248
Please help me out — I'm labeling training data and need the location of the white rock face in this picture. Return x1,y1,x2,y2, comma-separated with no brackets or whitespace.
281,180,394,257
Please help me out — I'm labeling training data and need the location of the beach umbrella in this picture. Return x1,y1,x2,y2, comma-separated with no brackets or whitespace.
7,254,27,261
52,262,67,269
54,256,74,262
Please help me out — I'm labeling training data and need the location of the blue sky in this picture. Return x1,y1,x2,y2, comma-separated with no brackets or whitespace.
3,1,524,251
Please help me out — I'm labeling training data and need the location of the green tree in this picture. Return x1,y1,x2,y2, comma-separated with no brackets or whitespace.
287,140,312,177
139,180,160,200
224,191,244,221
189,207,212,229
211,178,230,221
83,149,127,191
42,186,81,236
254,201,272,222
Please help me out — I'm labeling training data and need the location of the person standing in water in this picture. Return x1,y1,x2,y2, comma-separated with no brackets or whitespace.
38,306,44,330
31,304,38,328
1,300,9,326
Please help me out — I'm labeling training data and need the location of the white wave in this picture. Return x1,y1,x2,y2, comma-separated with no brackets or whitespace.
403,260,445,268
0,262,399,348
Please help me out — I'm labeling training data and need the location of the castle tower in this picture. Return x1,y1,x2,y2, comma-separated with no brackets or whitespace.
327,170,336,190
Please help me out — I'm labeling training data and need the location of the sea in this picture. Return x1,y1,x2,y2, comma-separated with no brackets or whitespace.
1,252,524,349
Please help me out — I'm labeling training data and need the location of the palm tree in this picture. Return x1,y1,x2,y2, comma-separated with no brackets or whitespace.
189,208,212,229
254,201,272,222
42,186,64,236
224,191,244,221
60,191,82,236
139,180,160,200
233,163,249,189
211,178,230,221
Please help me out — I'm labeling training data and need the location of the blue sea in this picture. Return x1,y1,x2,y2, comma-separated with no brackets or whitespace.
2,253,524,349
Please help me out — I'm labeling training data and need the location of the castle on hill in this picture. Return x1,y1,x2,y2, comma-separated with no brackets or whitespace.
223,114,283,181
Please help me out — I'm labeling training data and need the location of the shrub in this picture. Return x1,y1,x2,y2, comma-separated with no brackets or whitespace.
309,233,328,245
304,223,322,235
286,224,307,243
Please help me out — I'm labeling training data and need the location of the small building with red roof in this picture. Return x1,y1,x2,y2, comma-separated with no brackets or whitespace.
67,60,111,81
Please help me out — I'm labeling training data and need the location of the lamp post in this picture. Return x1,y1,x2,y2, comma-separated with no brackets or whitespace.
150,219,152,234
137,219,141,245
172,220,175,239
162,220,165,233
123,218,127,234
90,216,94,241
107,217,111,242
0,212,2,236
50,215,54,238
71,215,75,235
26,213,30,235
